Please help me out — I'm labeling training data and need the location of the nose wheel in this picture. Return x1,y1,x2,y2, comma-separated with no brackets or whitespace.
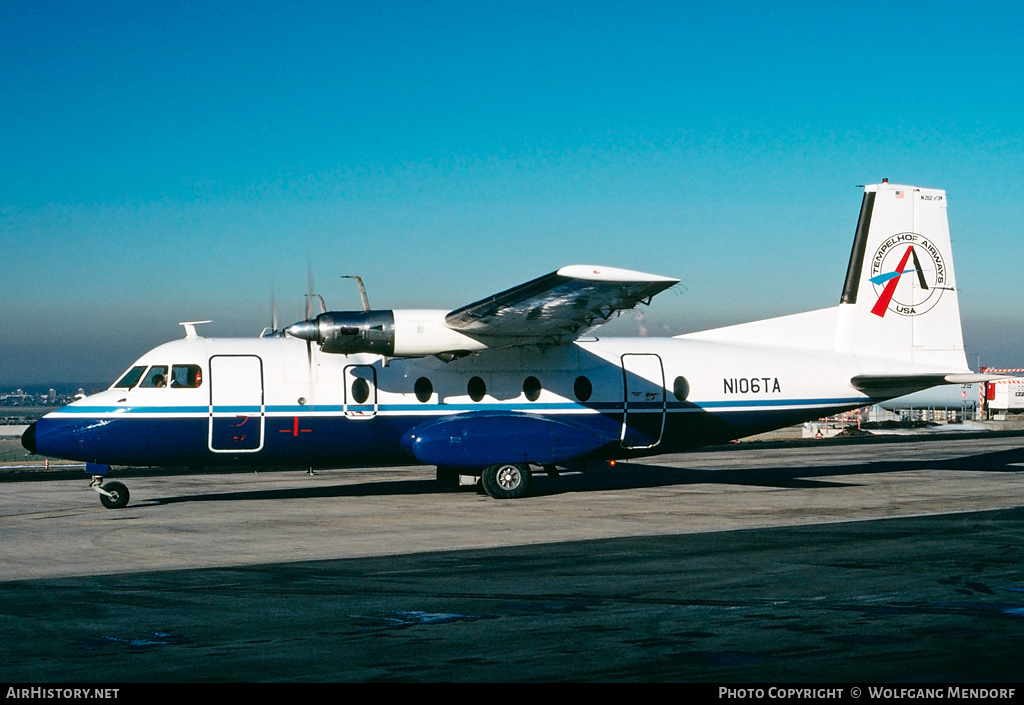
90,477,130,509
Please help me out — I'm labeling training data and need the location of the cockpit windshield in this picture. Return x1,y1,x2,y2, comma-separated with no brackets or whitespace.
113,364,203,390
114,366,146,389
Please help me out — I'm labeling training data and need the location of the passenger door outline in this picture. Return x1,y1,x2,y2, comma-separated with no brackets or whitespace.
620,353,666,449
208,355,265,452
344,364,378,418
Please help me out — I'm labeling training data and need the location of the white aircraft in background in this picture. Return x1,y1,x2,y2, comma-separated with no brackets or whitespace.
880,383,978,413
24,181,993,508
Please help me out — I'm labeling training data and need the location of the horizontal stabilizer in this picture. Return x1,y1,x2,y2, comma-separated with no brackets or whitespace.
851,373,1001,400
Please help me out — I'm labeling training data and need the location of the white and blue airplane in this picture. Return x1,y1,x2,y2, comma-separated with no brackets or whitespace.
23,181,991,508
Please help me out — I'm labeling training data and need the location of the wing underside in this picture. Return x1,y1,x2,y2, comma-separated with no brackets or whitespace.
445,265,678,347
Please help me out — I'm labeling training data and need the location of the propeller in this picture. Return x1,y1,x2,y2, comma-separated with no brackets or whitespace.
289,261,328,365
260,284,281,338
271,284,278,334
304,262,327,318
301,263,317,365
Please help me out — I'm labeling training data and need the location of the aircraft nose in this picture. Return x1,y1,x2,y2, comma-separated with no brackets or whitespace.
21,422,37,454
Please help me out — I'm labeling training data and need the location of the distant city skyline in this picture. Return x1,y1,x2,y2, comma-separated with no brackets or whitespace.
3,1,1023,384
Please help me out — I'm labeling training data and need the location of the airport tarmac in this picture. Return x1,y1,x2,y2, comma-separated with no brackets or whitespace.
3,433,1024,682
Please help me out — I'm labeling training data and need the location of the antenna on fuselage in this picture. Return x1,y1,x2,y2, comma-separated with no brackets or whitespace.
179,321,213,338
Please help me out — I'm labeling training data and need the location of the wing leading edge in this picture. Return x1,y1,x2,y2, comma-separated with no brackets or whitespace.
445,265,678,347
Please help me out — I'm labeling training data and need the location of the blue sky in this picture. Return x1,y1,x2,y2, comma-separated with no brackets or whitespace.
3,1,1023,383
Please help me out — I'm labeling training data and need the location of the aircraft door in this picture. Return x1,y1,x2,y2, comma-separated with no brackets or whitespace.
209,355,265,452
344,364,378,418
621,353,666,449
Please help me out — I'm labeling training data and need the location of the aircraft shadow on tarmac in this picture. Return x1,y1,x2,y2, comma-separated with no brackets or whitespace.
140,446,1024,507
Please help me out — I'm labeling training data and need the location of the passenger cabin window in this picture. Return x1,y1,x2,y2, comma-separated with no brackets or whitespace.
171,364,203,388
574,376,593,402
351,378,370,404
140,366,169,388
468,376,486,402
114,366,147,389
673,376,690,402
414,377,433,403
523,376,542,402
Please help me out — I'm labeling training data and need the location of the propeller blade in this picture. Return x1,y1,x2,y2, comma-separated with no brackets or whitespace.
305,262,315,321
270,284,278,333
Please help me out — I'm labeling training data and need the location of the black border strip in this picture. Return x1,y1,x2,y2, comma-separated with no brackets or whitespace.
840,191,875,304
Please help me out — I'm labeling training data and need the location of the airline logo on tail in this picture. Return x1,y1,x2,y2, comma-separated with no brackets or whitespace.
869,233,946,317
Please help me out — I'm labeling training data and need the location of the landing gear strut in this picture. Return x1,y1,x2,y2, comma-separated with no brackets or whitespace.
90,476,130,509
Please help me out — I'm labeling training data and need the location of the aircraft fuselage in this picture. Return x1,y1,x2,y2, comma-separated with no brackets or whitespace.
30,332,891,471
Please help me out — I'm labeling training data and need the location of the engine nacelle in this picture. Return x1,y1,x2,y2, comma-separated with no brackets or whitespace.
286,309,487,357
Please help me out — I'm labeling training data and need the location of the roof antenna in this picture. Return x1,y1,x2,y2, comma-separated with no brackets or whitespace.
179,320,213,338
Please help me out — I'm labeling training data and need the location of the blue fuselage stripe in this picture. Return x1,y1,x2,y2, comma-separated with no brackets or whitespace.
51,397,865,417
34,397,864,469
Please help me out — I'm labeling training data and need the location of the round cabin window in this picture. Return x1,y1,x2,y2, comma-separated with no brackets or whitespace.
673,376,690,402
523,376,542,401
414,377,433,403
351,378,370,404
468,376,486,402
574,376,593,402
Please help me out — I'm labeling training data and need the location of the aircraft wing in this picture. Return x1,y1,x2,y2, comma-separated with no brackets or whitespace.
445,265,678,347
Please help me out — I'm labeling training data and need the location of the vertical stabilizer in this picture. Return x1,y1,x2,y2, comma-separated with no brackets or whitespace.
835,183,968,369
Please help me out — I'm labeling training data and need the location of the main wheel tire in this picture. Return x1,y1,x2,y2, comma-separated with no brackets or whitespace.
99,480,130,509
481,463,531,499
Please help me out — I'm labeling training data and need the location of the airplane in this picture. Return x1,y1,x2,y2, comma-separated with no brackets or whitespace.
879,383,978,414
22,181,994,508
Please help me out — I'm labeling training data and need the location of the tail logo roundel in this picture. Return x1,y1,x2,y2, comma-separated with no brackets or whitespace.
869,233,946,318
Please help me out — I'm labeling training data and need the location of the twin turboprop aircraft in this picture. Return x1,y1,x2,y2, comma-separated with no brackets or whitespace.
23,182,990,508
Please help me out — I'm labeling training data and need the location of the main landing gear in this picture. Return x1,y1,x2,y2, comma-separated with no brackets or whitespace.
481,463,532,499
90,476,130,509
437,463,534,499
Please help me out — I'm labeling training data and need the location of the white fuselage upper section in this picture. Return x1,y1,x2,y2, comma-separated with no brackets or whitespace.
58,331,951,430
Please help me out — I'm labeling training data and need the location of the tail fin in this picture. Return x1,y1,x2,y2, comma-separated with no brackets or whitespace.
835,182,968,369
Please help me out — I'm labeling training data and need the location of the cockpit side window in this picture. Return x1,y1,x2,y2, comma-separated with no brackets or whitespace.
171,364,203,388
114,365,147,389
140,365,169,388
